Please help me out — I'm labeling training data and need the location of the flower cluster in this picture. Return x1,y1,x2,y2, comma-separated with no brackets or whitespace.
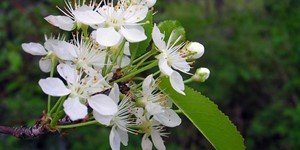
21,0,209,149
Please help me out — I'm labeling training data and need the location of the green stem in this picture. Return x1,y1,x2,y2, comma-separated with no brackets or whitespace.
106,41,126,74
102,53,109,76
56,120,99,129
184,78,194,84
175,109,183,114
112,60,158,84
49,96,66,114
48,59,57,113
50,96,66,127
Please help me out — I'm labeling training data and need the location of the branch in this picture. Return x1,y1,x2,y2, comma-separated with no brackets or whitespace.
0,124,48,138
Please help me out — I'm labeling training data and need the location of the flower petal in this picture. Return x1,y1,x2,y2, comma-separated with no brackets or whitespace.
151,130,166,150
88,94,118,115
141,135,153,150
57,63,78,84
96,27,123,47
93,110,113,126
152,24,166,51
120,26,147,43
154,109,182,127
146,102,163,115
63,97,88,121
143,74,154,95
73,10,105,25
22,43,47,56
124,5,148,23
110,126,121,150
38,78,71,96
39,58,52,73
170,71,185,95
44,15,75,31
52,41,77,60
158,55,173,76
118,128,128,146
124,42,131,56
109,83,120,104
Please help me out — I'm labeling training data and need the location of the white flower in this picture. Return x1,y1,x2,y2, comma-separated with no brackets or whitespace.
70,34,109,69
21,36,67,72
122,0,157,8
93,84,135,150
95,3,148,46
139,117,167,150
39,63,117,120
185,42,205,59
139,75,182,127
152,24,191,95
45,0,104,31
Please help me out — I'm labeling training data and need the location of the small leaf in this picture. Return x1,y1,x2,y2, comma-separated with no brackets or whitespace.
159,77,245,150
158,20,186,46
129,10,153,58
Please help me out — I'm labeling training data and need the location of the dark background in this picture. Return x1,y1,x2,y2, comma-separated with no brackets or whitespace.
1,0,300,149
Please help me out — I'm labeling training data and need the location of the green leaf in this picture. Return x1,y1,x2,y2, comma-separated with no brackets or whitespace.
158,20,186,45
159,77,245,150
129,10,153,58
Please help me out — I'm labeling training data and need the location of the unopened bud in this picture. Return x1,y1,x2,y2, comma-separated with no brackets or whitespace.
144,0,156,8
186,42,204,59
192,67,210,82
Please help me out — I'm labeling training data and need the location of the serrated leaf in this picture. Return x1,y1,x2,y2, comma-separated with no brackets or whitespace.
129,10,153,58
159,77,245,150
158,20,186,46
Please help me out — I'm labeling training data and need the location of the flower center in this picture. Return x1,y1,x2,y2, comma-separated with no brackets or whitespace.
106,17,123,30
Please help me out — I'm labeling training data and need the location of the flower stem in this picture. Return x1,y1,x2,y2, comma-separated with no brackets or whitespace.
48,59,57,113
112,60,158,84
102,53,109,76
184,78,193,84
106,41,126,74
55,120,98,129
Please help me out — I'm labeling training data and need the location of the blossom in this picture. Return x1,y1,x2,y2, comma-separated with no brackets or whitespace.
139,117,167,150
45,0,104,31
152,24,191,95
94,2,148,46
38,63,117,120
93,84,135,150
21,35,67,72
122,0,157,8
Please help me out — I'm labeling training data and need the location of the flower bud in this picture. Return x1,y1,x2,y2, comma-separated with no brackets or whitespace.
144,0,156,8
192,67,210,82
186,42,204,59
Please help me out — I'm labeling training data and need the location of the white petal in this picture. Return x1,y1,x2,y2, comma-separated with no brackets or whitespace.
117,128,128,146
143,74,154,95
22,43,47,56
120,26,147,43
120,56,130,67
130,107,144,118
44,39,60,51
109,83,120,104
110,126,121,150
38,78,71,96
142,135,153,150
57,63,78,84
146,102,163,115
124,42,131,56
158,55,173,76
44,15,75,31
52,41,77,60
170,71,185,95
88,94,118,115
124,5,148,23
96,27,123,47
63,97,88,121
73,10,105,25
154,109,182,127
151,130,166,150
152,24,166,51
39,58,52,73
93,110,113,126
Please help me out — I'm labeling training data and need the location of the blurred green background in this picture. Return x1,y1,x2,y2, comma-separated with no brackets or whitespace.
1,0,300,149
